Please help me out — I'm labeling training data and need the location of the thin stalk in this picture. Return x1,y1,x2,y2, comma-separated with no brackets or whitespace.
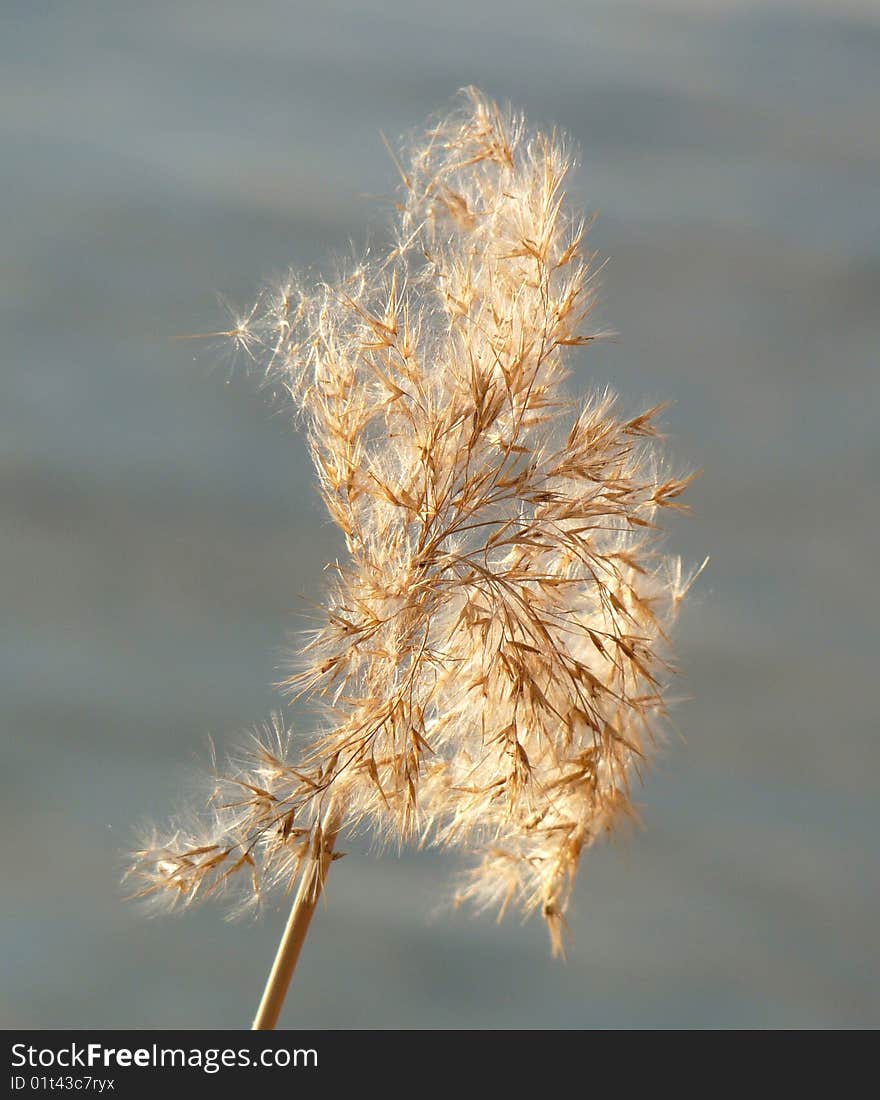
251,816,339,1030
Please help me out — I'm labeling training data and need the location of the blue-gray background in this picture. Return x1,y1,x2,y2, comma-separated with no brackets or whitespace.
2,0,878,1028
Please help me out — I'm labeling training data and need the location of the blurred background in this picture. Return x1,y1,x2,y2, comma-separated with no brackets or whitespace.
2,0,878,1028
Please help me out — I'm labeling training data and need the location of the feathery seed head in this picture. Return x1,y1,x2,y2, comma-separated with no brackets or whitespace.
128,88,698,955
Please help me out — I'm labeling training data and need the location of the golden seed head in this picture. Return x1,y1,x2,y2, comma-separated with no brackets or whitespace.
127,88,697,954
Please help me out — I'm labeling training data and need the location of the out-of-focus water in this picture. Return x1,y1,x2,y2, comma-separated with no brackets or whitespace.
2,0,878,1028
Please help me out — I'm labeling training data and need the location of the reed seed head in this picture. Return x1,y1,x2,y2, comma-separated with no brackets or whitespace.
128,88,698,955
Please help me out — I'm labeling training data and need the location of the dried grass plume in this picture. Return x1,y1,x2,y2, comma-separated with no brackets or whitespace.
128,88,698,956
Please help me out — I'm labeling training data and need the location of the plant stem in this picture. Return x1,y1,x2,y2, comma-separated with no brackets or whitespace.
251,817,338,1030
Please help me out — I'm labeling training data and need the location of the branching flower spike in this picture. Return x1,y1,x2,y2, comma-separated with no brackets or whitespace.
128,88,697,1021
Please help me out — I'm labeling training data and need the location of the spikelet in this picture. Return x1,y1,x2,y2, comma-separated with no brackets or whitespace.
127,88,697,954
